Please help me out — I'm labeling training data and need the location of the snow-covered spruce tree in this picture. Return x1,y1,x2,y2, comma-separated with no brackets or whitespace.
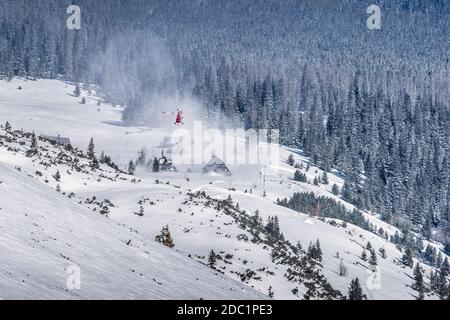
313,176,319,186
413,263,425,300
26,132,38,157
31,132,38,150
128,160,135,175
135,205,144,217
445,241,450,255
287,154,295,166
264,216,282,243
379,247,387,259
250,210,263,237
73,85,81,97
87,138,95,160
293,170,307,182
306,239,322,262
321,172,329,184
155,225,174,248
438,258,449,299
268,286,274,298
402,248,414,268
315,239,322,262
347,278,366,300
369,249,378,267
436,252,443,268
90,157,99,171
64,143,73,152
208,250,216,268
331,184,340,196
424,244,437,266
430,270,440,292
361,249,367,261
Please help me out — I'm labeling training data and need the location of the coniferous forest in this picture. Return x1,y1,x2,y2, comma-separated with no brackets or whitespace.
1,0,449,247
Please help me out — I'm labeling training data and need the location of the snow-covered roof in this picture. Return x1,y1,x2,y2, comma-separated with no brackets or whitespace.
205,155,225,166
202,156,231,175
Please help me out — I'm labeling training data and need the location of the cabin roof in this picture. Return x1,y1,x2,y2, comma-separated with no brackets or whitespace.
202,156,231,175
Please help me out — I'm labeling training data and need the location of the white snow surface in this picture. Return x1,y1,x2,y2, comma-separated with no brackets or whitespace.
0,78,444,300
0,162,264,299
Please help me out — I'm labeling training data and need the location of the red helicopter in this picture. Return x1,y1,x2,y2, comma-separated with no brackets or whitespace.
161,109,184,126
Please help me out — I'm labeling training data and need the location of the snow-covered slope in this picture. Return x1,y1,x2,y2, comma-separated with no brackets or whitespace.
0,78,445,299
0,163,262,299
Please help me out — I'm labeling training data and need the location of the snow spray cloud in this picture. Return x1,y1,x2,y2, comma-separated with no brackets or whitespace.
88,29,200,128
170,121,280,172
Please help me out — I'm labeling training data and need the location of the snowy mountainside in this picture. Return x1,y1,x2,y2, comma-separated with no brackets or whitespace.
0,78,446,300
0,162,263,299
